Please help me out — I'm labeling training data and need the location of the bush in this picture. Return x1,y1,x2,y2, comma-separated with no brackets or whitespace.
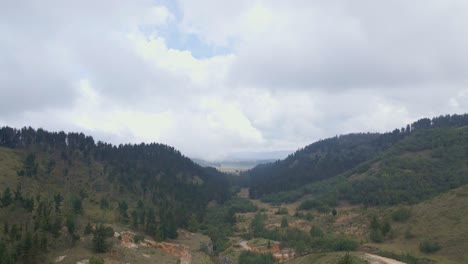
392,207,411,222
90,256,104,264
275,207,288,215
369,229,384,243
238,251,275,264
419,240,441,253
309,226,324,238
332,237,359,251
224,197,257,213
84,223,93,235
102,226,114,237
404,227,414,239
337,252,353,264
134,234,145,243
93,225,112,253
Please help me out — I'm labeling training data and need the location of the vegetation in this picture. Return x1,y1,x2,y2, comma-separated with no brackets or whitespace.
1,114,468,263
238,251,275,264
0,126,231,262
243,114,468,207
419,240,441,253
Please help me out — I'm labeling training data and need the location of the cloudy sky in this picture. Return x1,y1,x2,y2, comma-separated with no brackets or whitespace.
1,0,468,160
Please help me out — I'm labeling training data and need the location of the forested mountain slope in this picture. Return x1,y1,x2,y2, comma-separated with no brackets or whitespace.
0,127,230,262
243,114,468,206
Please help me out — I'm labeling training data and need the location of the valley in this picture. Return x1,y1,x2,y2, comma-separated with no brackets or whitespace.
1,114,468,263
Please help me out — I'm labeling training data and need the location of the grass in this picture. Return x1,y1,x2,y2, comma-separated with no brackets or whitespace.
233,184,468,264
370,184,468,264
286,252,368,264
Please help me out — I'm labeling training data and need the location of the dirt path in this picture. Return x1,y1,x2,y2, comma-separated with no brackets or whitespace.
363,253,406,264
239,240,252,251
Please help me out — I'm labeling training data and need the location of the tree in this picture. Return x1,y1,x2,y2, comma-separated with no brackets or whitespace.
225,207,237,225
381,220,391,236
24,153,38,177
118,201,129,223
66,217,76,237
99,198,109,210
72,197,83,215
250,213,266,237
84,223,93,235
370,215,380,230
54,193,63,213
131,210,139,228
310,226,324,237
281,216,289,228
332,208,337,216
1,188,12,207
93,225,111,253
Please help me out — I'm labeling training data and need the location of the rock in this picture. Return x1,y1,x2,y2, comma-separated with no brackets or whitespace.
54,255,66,262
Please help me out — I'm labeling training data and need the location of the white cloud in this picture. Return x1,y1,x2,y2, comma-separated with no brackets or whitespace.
2,0,468,160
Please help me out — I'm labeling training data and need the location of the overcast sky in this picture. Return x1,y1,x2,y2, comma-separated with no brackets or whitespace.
1,0,468,160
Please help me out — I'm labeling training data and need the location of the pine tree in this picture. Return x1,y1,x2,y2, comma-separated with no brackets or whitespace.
1,188,12,207
281,216,289,228
93,225,109,253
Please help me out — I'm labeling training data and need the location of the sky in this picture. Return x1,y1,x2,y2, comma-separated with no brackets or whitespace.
1,0,468,160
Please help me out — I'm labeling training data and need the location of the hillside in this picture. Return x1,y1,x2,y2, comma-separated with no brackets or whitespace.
1,115,468,264
370,184,468,264
0,127,230,263
243,114,468,206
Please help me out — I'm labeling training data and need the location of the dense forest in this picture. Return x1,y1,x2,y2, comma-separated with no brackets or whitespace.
242,114,468,205
0,127,230,262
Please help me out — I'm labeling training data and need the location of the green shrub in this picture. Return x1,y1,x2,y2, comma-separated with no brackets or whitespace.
309,226,324,237
404,227,414,239
90,256,104,264
337,252,353,264
392,207,411,222
275,207,288,215
238,251,275,264
370,229,384,243
133,234,145,243
84,223,93,235
419,240,441,253
332,237,359,251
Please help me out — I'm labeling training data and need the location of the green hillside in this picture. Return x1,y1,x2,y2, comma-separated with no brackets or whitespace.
373,184,468,264
2,114,468,263
243,114,468,207
0,127,230,263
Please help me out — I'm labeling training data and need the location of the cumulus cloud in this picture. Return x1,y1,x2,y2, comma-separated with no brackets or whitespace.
1,0,468,159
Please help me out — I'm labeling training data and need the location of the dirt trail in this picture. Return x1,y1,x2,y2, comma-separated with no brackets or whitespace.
364,253,406,264
144,239,192,264
116,230,192,264
239,240,252,251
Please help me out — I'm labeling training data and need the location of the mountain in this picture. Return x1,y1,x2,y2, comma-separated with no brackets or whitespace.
242,114,468,205
0,126,230,262
2,114,468,263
